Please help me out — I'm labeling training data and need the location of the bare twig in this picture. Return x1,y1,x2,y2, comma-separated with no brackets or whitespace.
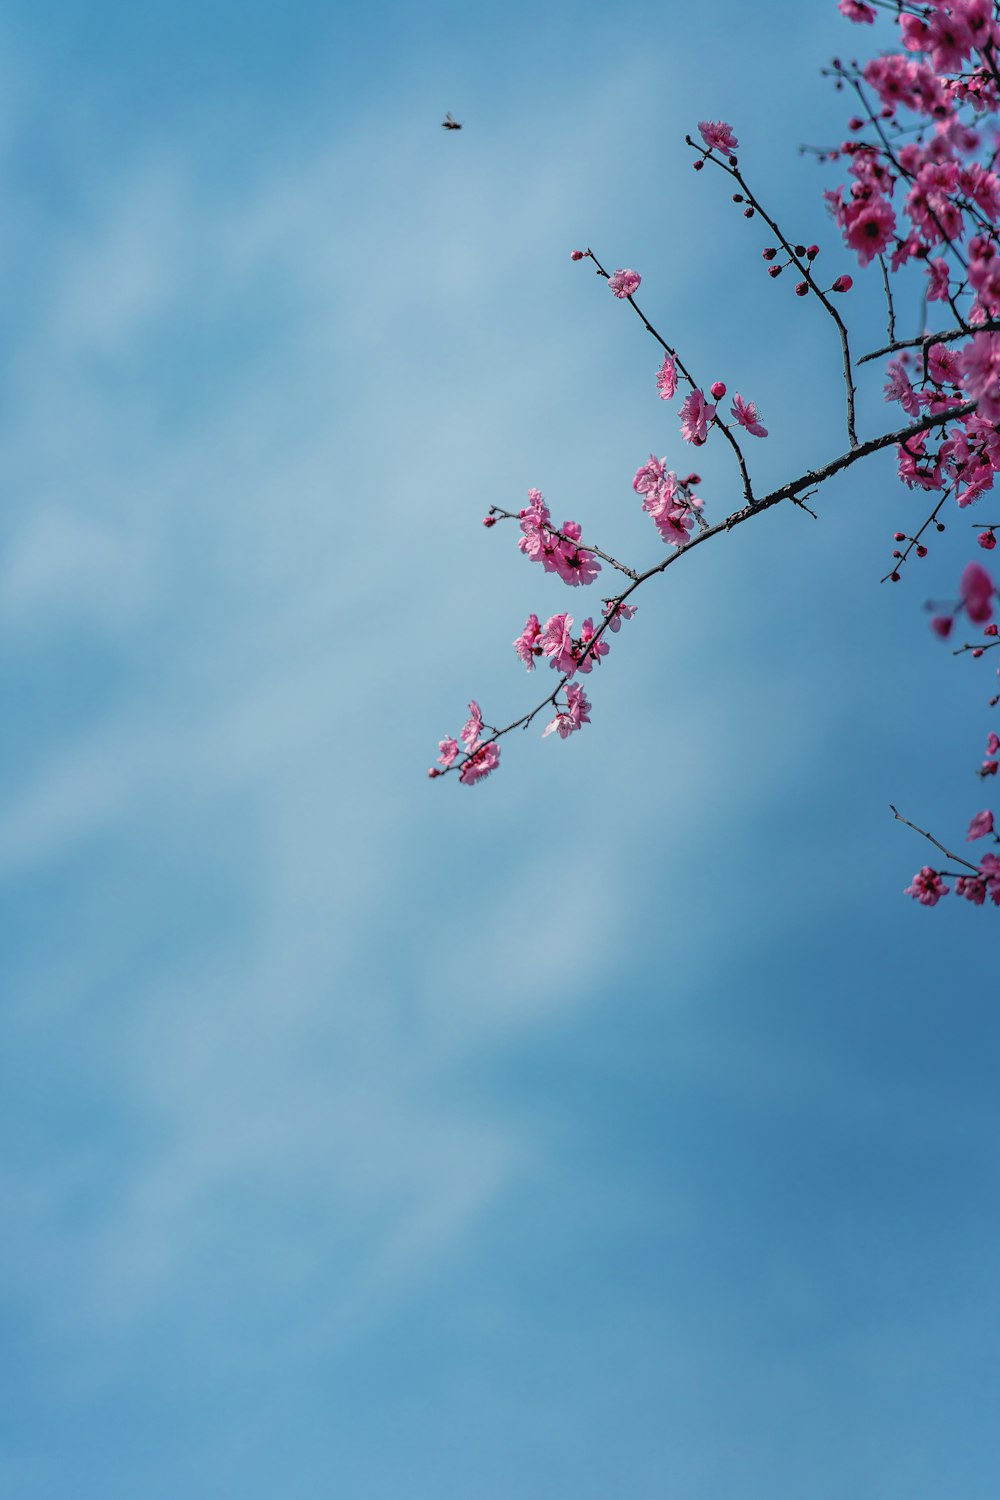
889,805,980,873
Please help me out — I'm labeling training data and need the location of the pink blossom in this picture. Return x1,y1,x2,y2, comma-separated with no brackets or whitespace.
838,0,876,21
514,612,542,670
960,560,996,623
553,533,601,587
959,331,1000,423
967,808,995,840
962,163,1000,221
460,700,484,751
926,257,951,302
602,599,637,632
543,682,592,739
633,454,669,499
897,432,945,492
925,9,974,74
656,355,678,400
927,342,961,385
730,393,768,437
608,268,641,299
979,852,1000,903
698,121,739,154
679,389,717,445
979,530,998,550
574,617,610,673
437,737,460,768
906,163,964,246
459,741,500,786
884,359,922,415
538,612,578,675
842,194,897,267
905,866,950,905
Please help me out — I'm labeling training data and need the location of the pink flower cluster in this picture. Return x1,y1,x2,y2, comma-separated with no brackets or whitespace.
632,456,702,547
517,489,601,586
429,700,501,786
514,610,610,678
608,268,641,299
907,849,1000,907
542,682,592,740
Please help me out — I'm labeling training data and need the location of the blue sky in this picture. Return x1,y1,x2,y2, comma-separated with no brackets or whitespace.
0,2,997,1497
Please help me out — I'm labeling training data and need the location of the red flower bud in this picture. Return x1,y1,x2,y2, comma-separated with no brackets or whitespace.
710,381,727,400
831,275,853,293
795,281,809,296
570,249,586,261
762,248,778,261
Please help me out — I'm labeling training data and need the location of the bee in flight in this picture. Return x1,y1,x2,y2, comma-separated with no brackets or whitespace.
441,113,462,131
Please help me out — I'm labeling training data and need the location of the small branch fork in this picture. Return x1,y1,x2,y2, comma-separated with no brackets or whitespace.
889,805,981,874
859,320,1000,366
484,505,639,580
585,249,756,505
439,401,975,774
692,140,860,450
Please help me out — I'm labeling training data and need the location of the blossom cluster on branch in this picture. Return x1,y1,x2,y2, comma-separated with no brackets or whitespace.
432,0,1000,911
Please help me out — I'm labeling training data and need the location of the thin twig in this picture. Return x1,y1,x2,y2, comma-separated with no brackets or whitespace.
889,805,980,873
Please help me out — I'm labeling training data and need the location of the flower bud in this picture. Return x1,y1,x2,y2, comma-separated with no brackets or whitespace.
794,244,807,257
806,245,820,260
795,281,809,296
483,515,497,527
570,249,586,261
893,532,905,542
768,265,782,278
848,116,864,131
979,529,997,550
710,381,727,400
831,274,853,292
890,571,901,582
916,545,928,558
693,160,704,171
931,616,953,639
743,206,754,217
762,247,777,261
683,473,701,487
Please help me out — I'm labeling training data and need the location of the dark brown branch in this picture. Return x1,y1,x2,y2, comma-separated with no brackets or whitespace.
695,144,860,450
440,402,975,778
889,804,980,873
859,320,1000,365
585,249,756,504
